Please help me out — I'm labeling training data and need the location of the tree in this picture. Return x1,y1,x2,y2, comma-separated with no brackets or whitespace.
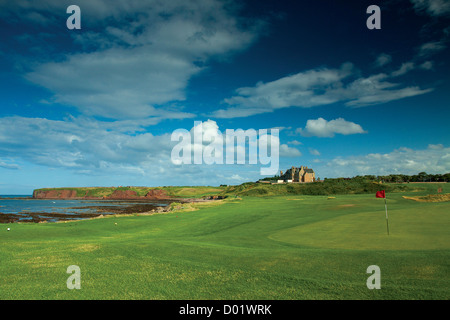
418,172,428,182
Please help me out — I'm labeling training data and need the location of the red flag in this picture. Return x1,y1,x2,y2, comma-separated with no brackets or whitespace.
376,190,385,198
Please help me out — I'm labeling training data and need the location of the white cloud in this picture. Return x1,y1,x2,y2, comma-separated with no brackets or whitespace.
411,0,450,16
0,117,286,183
212,63,354,118
0,160,19,170
212,62,433,118
309,148,321,156
3,0,261,120
322,144,450,177
279,144,302,157
297,118,367,138
0,116,173,170
228,174,246,181
25,47,200,119
420,61,435,70
210,107,271,119
418,41,447,57
391,62,415,77
343,73,432,107
287,140,303,146
374,53,392,67
271,126,292,131
428,143,444,149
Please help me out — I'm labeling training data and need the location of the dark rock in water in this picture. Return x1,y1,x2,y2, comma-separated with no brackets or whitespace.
0,201,171,223
0,211,102,223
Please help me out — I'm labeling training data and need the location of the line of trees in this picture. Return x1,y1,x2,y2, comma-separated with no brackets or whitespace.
327,172,450,183
261,172,449,183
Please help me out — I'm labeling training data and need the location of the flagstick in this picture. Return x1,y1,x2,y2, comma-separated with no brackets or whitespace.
384,196,389,235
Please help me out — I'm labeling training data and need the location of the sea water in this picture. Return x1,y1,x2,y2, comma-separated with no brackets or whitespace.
0,195,165,222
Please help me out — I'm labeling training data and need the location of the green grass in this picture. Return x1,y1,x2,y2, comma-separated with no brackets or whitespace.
221,179,413,197
162,186,226,198
1,183,449,299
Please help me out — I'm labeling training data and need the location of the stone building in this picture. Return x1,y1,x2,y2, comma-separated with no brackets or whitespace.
279,166,315,183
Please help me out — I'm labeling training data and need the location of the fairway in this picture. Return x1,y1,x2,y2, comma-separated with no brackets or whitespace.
0,188,449,300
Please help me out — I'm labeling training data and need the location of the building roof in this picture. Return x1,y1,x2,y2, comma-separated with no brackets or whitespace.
281,166,315,175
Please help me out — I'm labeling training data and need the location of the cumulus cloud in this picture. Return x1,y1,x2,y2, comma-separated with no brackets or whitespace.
296,118,367,138
211,62,432,118
25,47,200,119
279,144,302,157
322,144,450,177
0,116,215,184
0,117,289,182
0,116,173,170
1,0,261,120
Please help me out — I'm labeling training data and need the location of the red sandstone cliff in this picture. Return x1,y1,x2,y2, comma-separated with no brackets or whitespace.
33,188,169,200
33,189,78,199
144,189,167,199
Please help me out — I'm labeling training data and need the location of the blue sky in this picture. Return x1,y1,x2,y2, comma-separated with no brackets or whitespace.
0,0,449,194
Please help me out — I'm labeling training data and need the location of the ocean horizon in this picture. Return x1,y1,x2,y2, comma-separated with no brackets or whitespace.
0,194,32,198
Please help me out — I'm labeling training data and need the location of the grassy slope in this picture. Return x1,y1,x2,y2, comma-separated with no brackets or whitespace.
1,183,448,299
33,186,226,198
31,179,422,199
222,180,411,197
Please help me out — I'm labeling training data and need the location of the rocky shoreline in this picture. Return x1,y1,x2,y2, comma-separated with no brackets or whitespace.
0,197,225,223
0,211,103,223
